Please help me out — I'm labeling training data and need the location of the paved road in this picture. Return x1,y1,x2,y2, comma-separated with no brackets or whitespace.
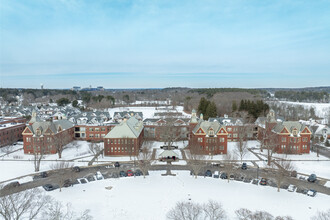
1,162,330,197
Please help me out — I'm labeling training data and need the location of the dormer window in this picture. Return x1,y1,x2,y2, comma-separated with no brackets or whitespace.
36,128,41,136
209,130,215,136
292,129,297,136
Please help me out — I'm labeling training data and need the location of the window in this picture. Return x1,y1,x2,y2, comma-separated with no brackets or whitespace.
101,128,105,131
302,137,308,142
233,128,238,132
233,134,238,138
282,137,286,142
95,128,100,131
89,128,93,131
227,128,232,132
111,147,113,152
219,138,225,142
209,130,214,136
198,138,203,142
281,145,286,149
89,134,94,137
228,134,232,138
220,146,224,150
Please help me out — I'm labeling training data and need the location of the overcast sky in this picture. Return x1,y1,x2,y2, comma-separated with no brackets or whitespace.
0,0,329,89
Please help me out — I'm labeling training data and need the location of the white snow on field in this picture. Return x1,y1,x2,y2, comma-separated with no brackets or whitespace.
107,106,190,119
251,148,330,179
48,171,330,220
270,101,330,118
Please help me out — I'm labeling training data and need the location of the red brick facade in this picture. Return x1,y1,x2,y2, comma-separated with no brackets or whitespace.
104,131,144,156
23,127,74,154
0,117,27,147
74,125,115,142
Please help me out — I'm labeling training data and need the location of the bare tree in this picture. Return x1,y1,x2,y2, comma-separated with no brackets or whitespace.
187,143,206,179
202,200,227,220
41,201,92,220
0,188,52,220
136,141,153,178
259,127,278,166
49,161,73,170
272,156,295,192
89,141,102,162
223,151,237,183
1,145,13,157
32,140,46,172
311,209,330,220
235,208,293,220
234,126,249,162
167,200,226,220
54,132,71,159
167,201,203,220
159,112,184,150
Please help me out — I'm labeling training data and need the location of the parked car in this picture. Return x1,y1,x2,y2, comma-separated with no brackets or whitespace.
63,179,73,187
127,170,134,177
96,171,104,180
287,184,297,192
307,189,317,197
213,171,220,178
220,172,228,179
229,174,235,180
134,170,143,176
307,174,317,183
205,170,212,177
43,184,56,191
241,163,247,170
72,166,81,172
259,178,267,185
119,171,127,177
77,178,88,184
3,181,20,189
114,162,120,168
33,171,48,180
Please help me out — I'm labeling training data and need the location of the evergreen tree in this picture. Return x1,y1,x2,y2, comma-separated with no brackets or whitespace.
198,97,208,115
205,101,217,120
232,101,238,112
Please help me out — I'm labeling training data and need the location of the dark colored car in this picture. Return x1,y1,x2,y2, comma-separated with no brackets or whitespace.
127,170,134,177
205,170,212,177
119,171,127,177
33,172,48,180
260,178,267,185
63,179,73,187
72,166,81,172
43,184,55,191
241,163,247,170
114,162,120,168
307,174,317,183
3,181,20,189
220,172,228,179
134,170,143,176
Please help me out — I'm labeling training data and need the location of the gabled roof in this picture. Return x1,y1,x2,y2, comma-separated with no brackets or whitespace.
27,120,74,136
105,117,143,139
192,120,224,135
272,121,308,134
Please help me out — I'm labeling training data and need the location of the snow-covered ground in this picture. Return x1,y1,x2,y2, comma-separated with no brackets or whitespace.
107,106,190,119
270,101,330,119
251,148,330,179
48,171,330,220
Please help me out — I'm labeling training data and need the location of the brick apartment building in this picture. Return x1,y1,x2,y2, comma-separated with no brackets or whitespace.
104,117,144,156
257,110,312,154
189,111,228,155
74,125,115,142
22,111,74,154
0,117,27,147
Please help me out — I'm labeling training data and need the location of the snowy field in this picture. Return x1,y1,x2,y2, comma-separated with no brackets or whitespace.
48,171,330,220
252,149,330,179
270,101,330,118
107,106,190,119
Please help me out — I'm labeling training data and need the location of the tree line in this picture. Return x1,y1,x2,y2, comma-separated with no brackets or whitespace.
235,99,270,119
275,91,329,102
189,88,267,98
